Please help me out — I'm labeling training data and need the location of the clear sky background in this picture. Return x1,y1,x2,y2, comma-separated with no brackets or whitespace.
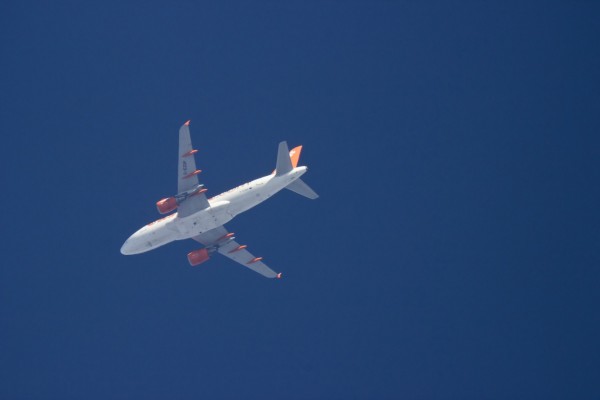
1,1,599,399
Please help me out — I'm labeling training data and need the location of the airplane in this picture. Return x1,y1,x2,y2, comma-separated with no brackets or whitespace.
120,120,318,279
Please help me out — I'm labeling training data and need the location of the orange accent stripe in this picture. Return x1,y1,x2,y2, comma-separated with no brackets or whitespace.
247,257,263,264
183,169,201,179
182,149,198,157
146,213,176,226
228,245,247,254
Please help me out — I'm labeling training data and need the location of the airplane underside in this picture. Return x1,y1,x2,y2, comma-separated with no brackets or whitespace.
121,121,318,278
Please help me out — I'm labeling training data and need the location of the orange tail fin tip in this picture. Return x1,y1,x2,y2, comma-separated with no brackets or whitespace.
289,145,302,168
271,145,303,175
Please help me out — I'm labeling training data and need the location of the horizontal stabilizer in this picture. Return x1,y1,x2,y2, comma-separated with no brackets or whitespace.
286,178,319,199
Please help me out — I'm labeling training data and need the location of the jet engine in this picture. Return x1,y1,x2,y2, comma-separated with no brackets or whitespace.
156,197,178,214
187,248,210,266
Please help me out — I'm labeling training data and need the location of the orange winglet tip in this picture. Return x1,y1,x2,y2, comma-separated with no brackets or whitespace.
218,233,235,241
247,257,263,265
184,120,191,126
228,245,247,253
182,149,198,157
276,273,283,279
183,169,202,179
192,188,208,196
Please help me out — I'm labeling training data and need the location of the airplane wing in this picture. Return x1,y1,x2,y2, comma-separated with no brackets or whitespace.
177,121,210,218
192,226,281,279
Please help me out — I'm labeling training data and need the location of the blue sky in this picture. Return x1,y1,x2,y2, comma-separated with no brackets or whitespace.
1,1,599,399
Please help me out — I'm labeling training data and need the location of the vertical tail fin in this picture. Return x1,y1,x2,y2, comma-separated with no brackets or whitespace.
274,143,304,176
275,141,293,176
274,141,319,199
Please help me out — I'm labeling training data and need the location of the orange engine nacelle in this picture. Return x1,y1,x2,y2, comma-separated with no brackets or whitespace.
187,248,210,266
156,197,178,214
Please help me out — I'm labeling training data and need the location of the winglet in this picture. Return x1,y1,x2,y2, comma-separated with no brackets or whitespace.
184,120,191,126
276,273,283,279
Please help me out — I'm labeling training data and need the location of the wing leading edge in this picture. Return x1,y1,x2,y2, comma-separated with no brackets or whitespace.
192,226,281,279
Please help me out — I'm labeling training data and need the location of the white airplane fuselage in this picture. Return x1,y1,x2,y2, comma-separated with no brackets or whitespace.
120,166,307,255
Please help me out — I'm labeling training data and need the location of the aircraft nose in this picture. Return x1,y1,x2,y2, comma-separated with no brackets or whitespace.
120,230,142,255
120,227,150,255
120,238,134,255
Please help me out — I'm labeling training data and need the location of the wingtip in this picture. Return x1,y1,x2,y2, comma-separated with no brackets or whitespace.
184,120,191,126
276,273,283,279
